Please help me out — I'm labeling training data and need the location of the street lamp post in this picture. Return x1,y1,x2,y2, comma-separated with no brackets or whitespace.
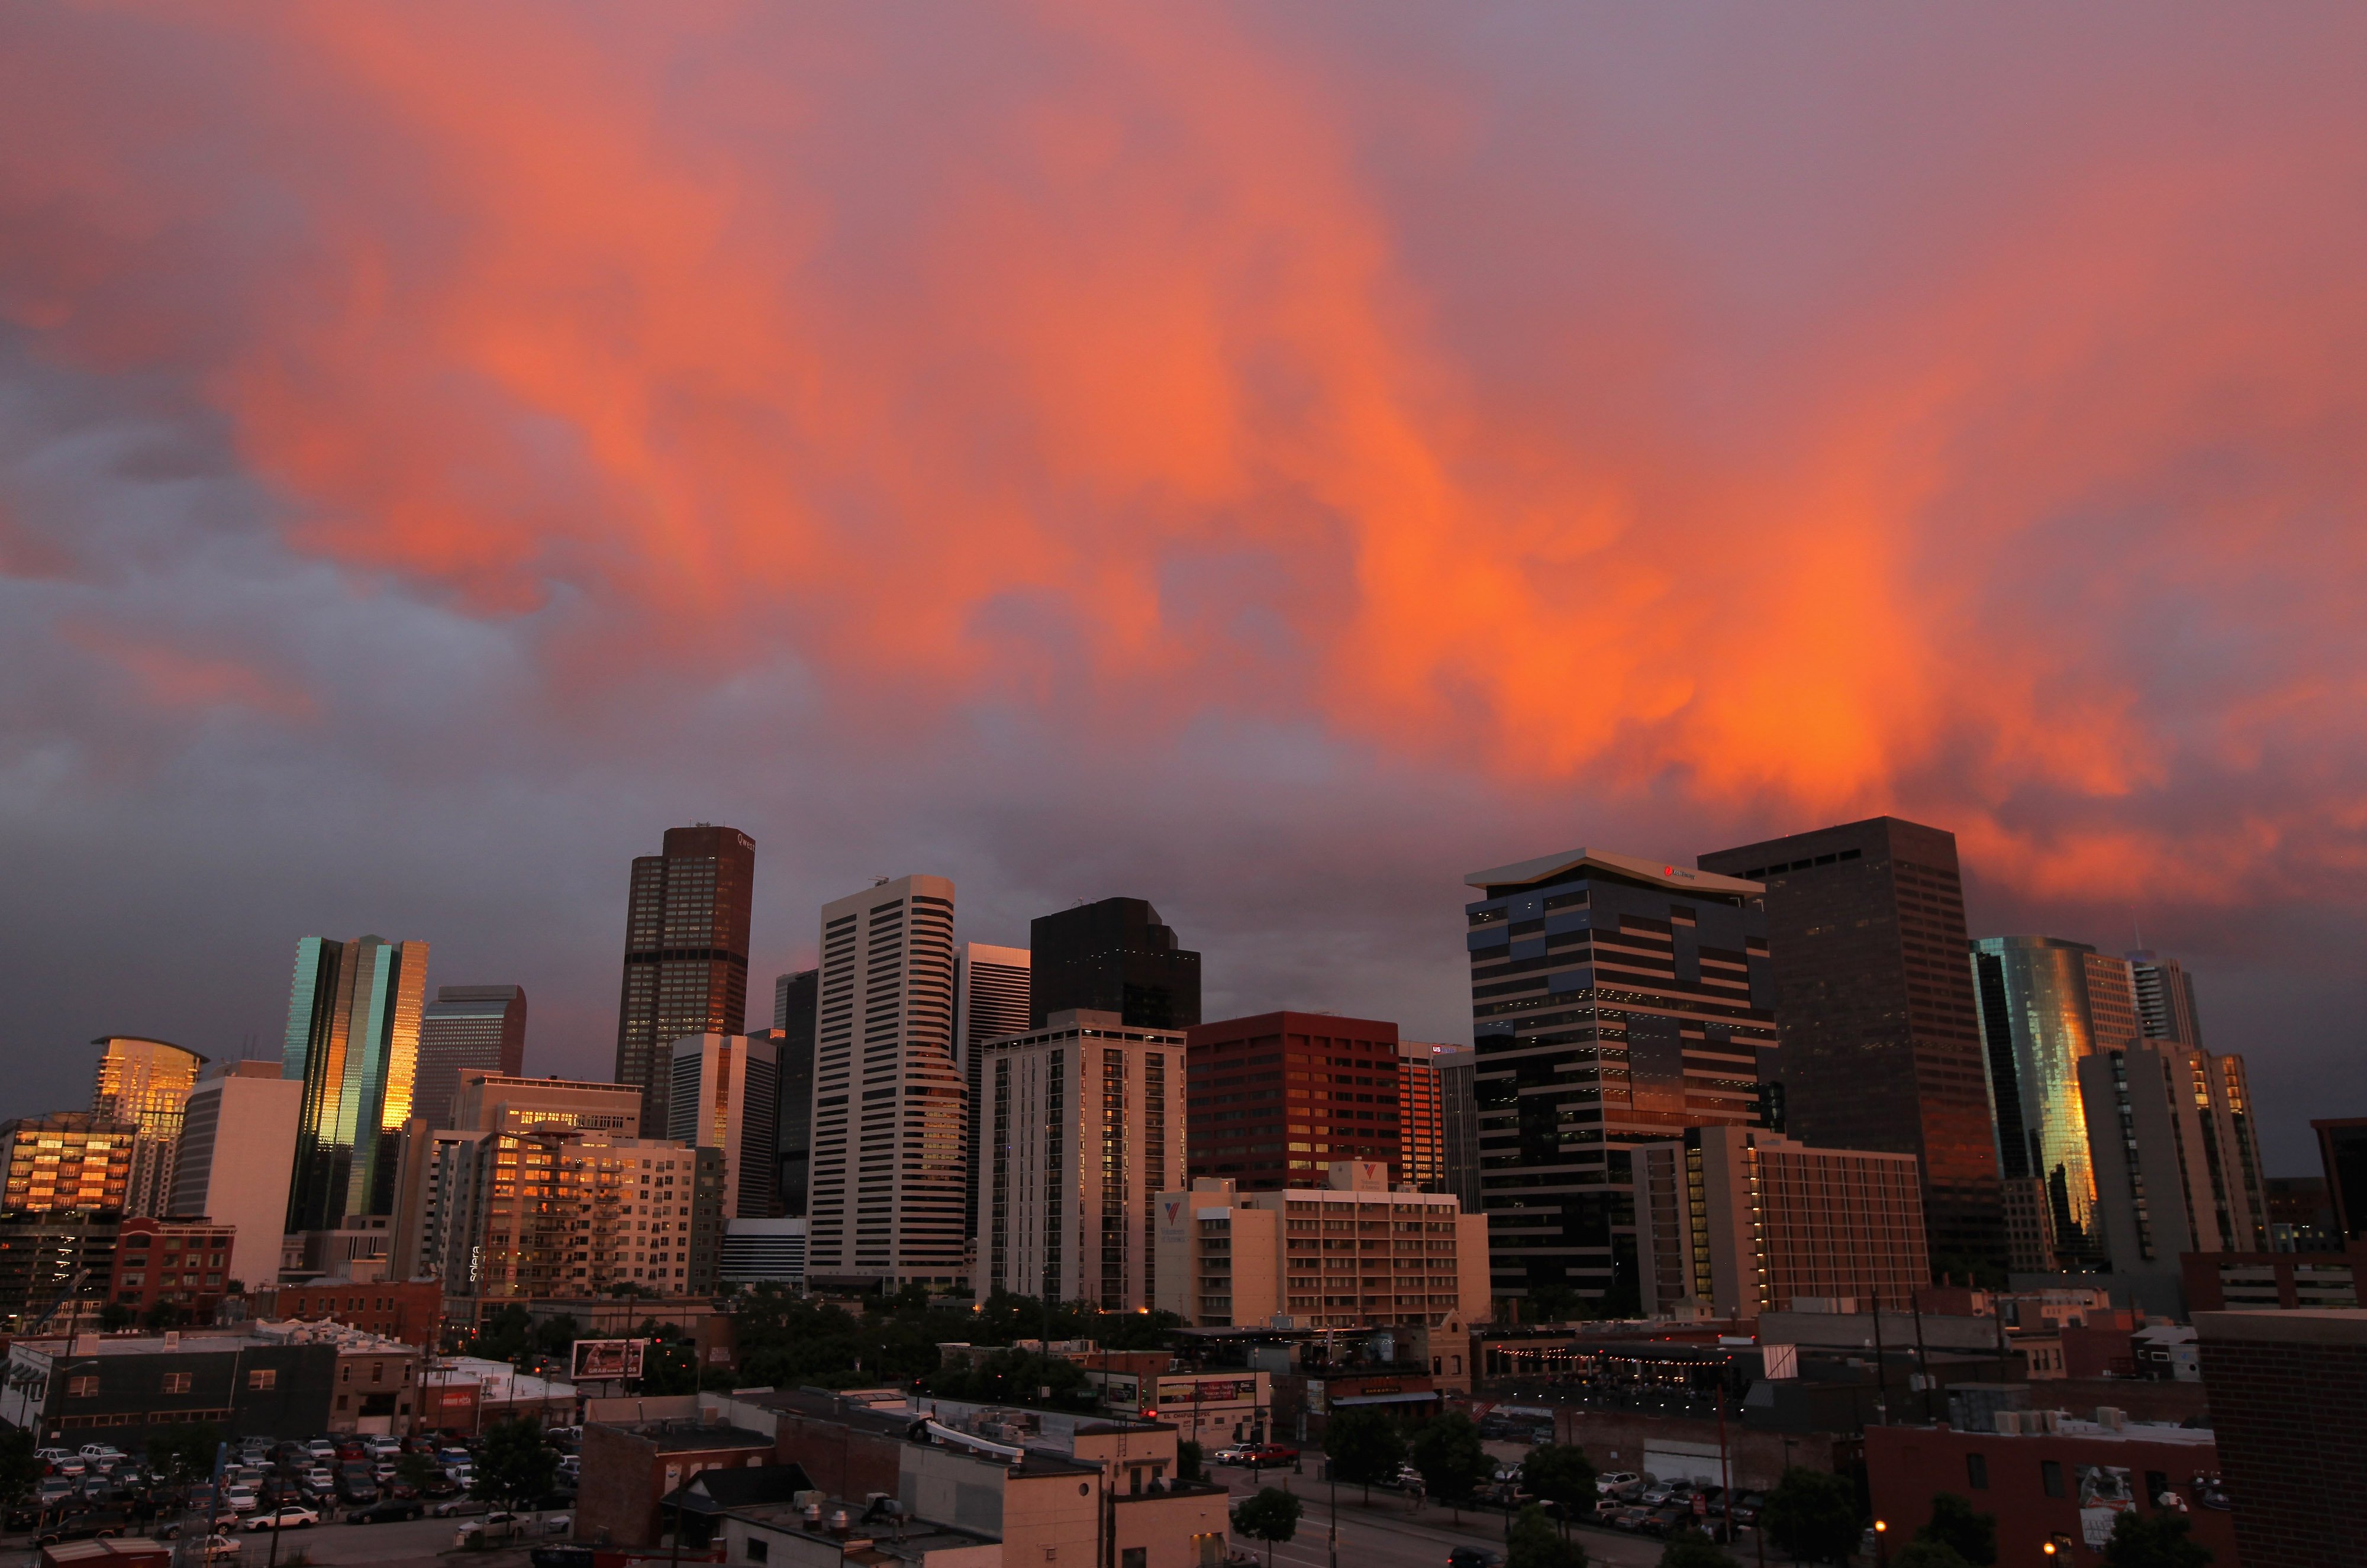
1871,1517,1888,1567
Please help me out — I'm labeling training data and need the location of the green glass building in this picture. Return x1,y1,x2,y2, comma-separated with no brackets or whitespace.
283,934,428,1231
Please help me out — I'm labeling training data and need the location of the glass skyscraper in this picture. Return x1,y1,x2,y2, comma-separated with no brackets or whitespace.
1028,898,1200,1030
414,985,527,1130
283,934,429,1230
1969,935,2141,1270
1465,847,1772,1308
89,1035,208,1218
614,825,755,1134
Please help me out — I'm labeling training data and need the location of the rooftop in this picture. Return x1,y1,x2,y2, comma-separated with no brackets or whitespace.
1465,847,1762,898
598,1417,776,1451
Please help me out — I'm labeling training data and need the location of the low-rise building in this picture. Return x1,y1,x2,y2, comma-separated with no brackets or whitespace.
2181,1243,2363,1311
256,1276,442,1346
1154,1162,1488,1331
1865,1417,2236,1564
2195,1307,2367,1568
575,1416,781,1548
105,1216,235,1323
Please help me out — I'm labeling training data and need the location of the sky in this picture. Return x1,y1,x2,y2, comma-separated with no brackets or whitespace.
2,3,2363,1174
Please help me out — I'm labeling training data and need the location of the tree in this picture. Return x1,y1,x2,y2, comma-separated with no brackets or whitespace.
1408,1412,1490,1522
1324,1408,1407,1502
472,1304,536,1366
472,1417,559,1515
98,1302,136,1333
534,1314,581,1360
144,1422,220,1487
1760,1467,1861,1565
0,1427,42,1514
1508,1504,1587,1568
143,1301,188,1331
1520,1443,1597,1536
1916,1493,1997,1566
1234,1486,1302,1568
1892,1543,1972,1568
395,1450,441,1496
1657,1529,1736,1568
2098,1511,2214,1568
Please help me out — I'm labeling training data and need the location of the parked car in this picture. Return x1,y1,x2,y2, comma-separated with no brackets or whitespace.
43,1451,88,1478
1211,1447,1251,1466
34,1511,131,1547
455,1511,530,1545
1238,1444,1298,1468
346,1499,427,1525
222,1486,259,1514
1446,1551,1504,1568
1597,1471,1640,1493
531,1549,595,1568
1611,1506,1656,1532
244,1506,321,1532
302,1468,334,1492
199,1534,244,1562
78,1444,127,1466
433,1496,488,1518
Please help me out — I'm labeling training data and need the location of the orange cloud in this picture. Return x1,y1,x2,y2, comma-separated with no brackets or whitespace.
6,3,2366,910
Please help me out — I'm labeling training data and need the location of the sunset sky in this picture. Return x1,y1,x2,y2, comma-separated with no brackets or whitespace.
3,4,2362,1170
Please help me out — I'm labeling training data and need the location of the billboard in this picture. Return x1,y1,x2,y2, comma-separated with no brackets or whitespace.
570,1338,649,1380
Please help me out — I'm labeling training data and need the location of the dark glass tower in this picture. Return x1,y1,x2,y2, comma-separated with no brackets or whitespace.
1028,898,1201,1030
1465,848,1773,1308
771,968,817,1218
414,985,528,1129
614,825,755,1134
1698,816,2002,1275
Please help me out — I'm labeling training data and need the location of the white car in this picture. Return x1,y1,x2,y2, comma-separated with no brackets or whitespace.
223,1486,259,1514
540,1514,573,1535
79,1444,127,1464
302,1468,334,1491
454,1512,526,1545
199,1534,243,1563
245,1506,320,1532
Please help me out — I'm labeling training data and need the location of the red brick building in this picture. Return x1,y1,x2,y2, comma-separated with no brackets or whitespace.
1186,1011,1400,1190
107,1216,235,1321
2181,1243,2363,1311
2196,1308,2367,1568
1866,1421,2236,1565
575,1418,776,1548
259,1278,443,1346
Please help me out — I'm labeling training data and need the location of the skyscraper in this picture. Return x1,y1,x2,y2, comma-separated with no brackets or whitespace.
169,1062,302,1290
974,1008,1185,1309
90,1036,207,1218
614,824,755,1134
283,934,429,1230
2127,951,2204,1047
1466,848,1772,1306
1185,1011,1402,1190
667,1032,781,1219
414,985,527,1130
2081,1038,2269,1280
1698,817,2002,1273
1028,898,1201,1030
955,943,1031,1243
1436,1047,1482,1214
1396,1041,1453,1193
772,969,818,1218
1969,934,2141,1271
0,1113,136,1214
804,875,966,1286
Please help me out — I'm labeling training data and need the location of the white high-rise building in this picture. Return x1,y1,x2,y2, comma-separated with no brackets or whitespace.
667,1031,781,1219
167,1062,303,1291
805,875,966,1286
955,943,1031,1246
976,1008,1185,1310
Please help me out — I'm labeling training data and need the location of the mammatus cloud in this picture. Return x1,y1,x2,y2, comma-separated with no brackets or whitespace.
4,4,2366,923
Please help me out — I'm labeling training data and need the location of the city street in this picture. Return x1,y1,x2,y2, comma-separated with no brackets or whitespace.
0,1518,538,1568
1210,1461,1703,1568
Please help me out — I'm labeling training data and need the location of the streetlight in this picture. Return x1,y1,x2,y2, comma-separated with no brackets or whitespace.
1871,1518,1887,1567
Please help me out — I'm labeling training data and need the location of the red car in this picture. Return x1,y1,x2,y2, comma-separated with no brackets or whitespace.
1239,1445,1298,1468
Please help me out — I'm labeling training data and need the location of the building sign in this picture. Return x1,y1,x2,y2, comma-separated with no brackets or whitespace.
2077,1466,2134,1548
1154,1378,1255,1406
570,1338,649,1380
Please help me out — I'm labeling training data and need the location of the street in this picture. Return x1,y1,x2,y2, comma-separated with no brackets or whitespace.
3,1517,538,1568
1210,1463,1687,1568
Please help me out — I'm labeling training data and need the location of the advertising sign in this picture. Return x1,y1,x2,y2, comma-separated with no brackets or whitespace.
570,1338,649,1380
2077,1465,2134,1548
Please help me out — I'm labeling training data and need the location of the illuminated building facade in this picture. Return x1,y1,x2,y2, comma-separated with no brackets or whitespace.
804,875,966,1286
1186,1011,1401,1189
90,1036,207,1218
956,943,1031,1243
0,1112,135,1216
1465,848,1771,1306
283,934,429,1229
975,1008,1184,1309
168,1062,302,1291
667,1031,780,1219
613,824,755,1135
459,1128,721,1298
1698,817,2002,1275
1397,1041,1452,1192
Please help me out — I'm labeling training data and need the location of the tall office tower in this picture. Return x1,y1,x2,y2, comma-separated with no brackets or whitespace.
975,1008,1185,1308
614,824,756,1134
0,1113,137,1214
168,1062,302,1290
770,973,818,1217
1185,1012,1401,1190
414,985,528,1129
450,1072,643,1136
1968,935,2142,1272
1466,849,1772,1306
2126,951,2204,1046
90,1035,207,1218
394,1073,641,1282
1636,1127,1930,1318
667,1032,781,1218
283,934,429,1230
387,1119,483,1280
805,875,965,1286
2081,1040,2271,1282
1028,898,1201,1030
1699,817,2002,1275
1397,1042,1453,1192
2315,1118,2367,1244
955,943,1031,1243
1435,1048,1482,1214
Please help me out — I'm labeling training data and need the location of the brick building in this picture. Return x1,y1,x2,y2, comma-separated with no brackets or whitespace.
2195,1308,2367,1568
575,1417,776,1548
1186,1011,1401,1190
105,1216,235,1322
258,1277,442,1346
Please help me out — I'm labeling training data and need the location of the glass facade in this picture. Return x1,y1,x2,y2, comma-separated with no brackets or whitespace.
1465,848,1772,1307
613,825,755,1135
283,934,429,1231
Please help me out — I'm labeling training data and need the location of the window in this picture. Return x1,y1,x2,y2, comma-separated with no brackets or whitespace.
747,1543,768,1564
2041,1460,2065,1498
1123,1552,1146,1568
67,1376,98,1398
1966,1453,1988,1490
249,1369,276,1390
161,1373,192,1394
